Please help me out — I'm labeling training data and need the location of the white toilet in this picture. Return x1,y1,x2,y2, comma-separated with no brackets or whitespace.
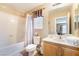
25,36,41,56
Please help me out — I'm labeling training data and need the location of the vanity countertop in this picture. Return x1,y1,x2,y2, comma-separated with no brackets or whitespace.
42,35,79,50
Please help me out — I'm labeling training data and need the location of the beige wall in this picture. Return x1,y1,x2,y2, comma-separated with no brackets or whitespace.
0,4,25,17
0,5,26,47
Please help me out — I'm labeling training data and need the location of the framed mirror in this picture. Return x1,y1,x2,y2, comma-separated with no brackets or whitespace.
74,15,79,30
55,16,68,35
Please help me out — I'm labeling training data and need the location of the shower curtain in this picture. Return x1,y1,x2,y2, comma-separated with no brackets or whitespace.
24,14,33,46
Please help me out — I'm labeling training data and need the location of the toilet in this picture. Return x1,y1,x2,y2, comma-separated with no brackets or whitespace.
25,36,41,56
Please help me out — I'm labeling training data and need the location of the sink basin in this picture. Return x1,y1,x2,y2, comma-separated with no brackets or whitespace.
63,37,79,46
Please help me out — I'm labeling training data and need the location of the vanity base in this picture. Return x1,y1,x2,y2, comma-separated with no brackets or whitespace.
43,41,79,56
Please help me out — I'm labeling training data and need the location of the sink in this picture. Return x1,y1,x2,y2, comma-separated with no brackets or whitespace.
63,36,79,46
54,35,79,46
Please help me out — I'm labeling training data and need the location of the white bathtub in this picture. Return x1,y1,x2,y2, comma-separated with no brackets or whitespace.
0,42,24,56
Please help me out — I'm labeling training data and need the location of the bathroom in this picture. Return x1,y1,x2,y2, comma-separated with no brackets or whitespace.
0,3,79,56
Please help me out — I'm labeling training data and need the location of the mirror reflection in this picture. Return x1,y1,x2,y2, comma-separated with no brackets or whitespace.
56,16,68,35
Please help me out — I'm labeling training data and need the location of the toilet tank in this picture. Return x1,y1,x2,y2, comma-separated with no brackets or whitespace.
33,36,40,45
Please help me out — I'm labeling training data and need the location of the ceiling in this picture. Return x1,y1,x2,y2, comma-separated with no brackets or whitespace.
0,3,71,14
1,3,43,13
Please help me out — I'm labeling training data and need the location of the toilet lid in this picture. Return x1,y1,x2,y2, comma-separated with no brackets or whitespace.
26,44,37,52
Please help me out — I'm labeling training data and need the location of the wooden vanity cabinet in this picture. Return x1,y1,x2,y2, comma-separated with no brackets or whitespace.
43,42,57,56
43,42,62,56
43,42,79,56
62,47,79,56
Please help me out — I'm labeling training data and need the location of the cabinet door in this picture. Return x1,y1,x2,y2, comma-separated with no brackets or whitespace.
62,47,79,56
43,42,59,56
